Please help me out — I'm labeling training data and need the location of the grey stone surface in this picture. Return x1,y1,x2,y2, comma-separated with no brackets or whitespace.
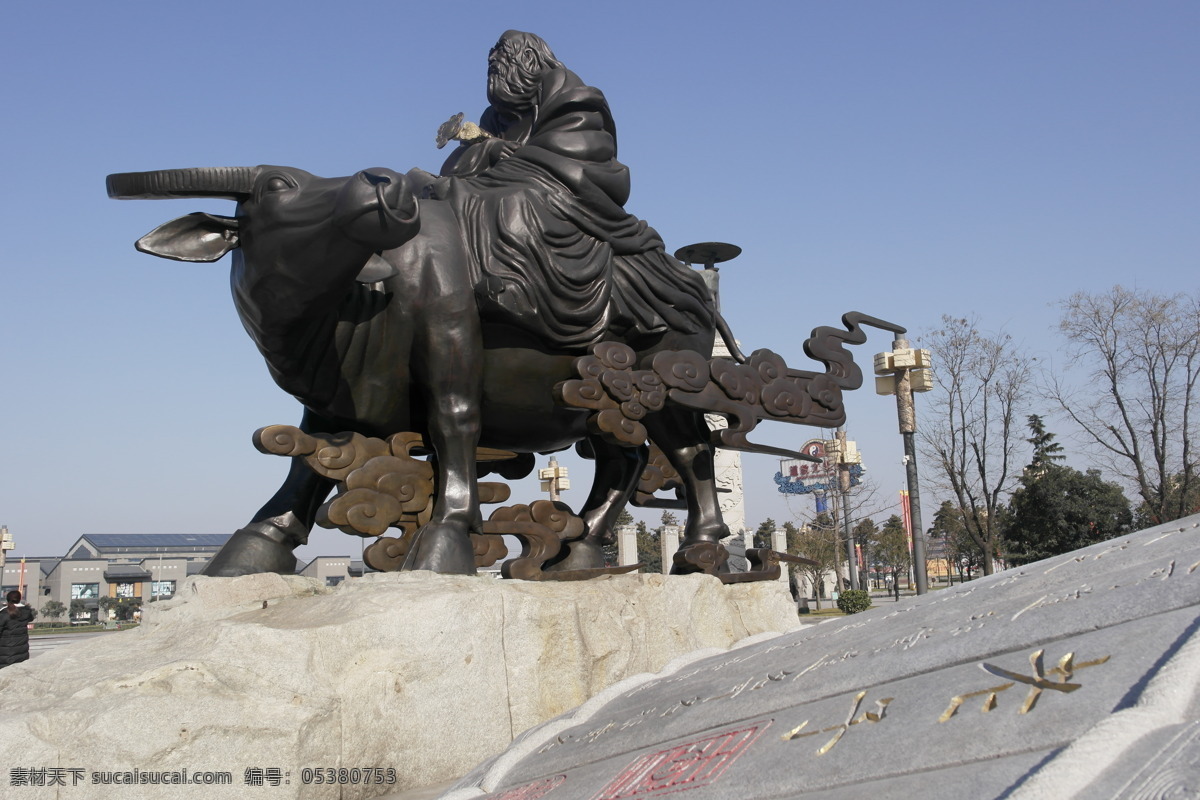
1089,720,1200,799
444,514,1200,799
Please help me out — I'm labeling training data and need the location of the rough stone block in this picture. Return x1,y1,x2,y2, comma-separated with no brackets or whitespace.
0,571,798,799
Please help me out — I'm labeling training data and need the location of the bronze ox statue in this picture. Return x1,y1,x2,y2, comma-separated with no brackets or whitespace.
107,164,753,576
106,32,900,579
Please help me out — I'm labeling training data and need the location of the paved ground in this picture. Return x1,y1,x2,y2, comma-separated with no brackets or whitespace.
28,631,111,659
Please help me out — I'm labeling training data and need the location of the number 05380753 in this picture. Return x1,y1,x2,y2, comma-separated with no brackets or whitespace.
300,768,396,785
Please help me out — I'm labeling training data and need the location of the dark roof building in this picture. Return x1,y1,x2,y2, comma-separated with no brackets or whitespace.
66,534,234,562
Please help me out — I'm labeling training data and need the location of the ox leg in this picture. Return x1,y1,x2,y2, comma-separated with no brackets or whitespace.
402,339,483,575
545,439,648,572
642,409,731,574
203,416,337,577
402,408,481,574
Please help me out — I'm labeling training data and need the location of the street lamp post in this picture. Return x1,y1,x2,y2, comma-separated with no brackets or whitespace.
673,242,741,314
674,242,753,570
874,339,934,594
826,431,862,591
0,525,13,593
538,456,570,502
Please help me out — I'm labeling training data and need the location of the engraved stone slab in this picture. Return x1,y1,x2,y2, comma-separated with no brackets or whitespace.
441,514,1200,799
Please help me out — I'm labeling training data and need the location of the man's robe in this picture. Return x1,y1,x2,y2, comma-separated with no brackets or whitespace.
434,67,713,349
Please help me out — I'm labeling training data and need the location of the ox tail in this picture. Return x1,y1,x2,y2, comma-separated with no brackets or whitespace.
714,311,749,363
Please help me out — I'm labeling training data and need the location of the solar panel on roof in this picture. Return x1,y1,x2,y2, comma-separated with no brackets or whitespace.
82,534,234,549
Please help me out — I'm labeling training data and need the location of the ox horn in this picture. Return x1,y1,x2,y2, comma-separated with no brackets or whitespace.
106,167,258,200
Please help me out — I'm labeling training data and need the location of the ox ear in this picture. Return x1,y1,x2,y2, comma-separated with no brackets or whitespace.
135,212,239,263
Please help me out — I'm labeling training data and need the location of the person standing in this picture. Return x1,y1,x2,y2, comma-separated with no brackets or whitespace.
1,590,37,668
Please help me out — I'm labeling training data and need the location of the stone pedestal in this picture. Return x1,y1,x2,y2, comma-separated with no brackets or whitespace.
771,527,789,585
708,337,749,571
659,525,681,575
0,571,798,799
616,524,638,567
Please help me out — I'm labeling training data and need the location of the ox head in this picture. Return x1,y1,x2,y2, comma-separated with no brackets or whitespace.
106,165,421,284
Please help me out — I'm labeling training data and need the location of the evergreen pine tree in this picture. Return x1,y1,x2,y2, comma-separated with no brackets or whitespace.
1004,417,1132,564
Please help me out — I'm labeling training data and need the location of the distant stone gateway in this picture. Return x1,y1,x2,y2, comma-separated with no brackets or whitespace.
108,31,901,583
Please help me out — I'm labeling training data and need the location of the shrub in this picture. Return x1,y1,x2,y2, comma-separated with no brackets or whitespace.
836,589,872,615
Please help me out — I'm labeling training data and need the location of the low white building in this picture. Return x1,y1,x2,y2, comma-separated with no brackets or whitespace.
2,534,362,622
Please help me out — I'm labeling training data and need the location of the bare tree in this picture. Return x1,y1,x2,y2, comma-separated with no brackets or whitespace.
1049,287,1200,525
927,499,984,583
782,471,891,590
786,516,840,610
852,517,879,586
919,316,1033,574
873,514,912,585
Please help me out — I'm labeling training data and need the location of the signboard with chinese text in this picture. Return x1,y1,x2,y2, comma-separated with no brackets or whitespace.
775,439,864,495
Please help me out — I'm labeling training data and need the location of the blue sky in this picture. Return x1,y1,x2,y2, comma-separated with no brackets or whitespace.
1,2,1196,561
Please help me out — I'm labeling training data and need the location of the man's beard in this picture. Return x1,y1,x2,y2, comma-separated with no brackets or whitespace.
487,59,540,113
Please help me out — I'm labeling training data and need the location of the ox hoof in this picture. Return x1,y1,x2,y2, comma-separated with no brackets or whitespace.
202,527,299,577
401,524,477,575
670,539,730,577
543,538,606,572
